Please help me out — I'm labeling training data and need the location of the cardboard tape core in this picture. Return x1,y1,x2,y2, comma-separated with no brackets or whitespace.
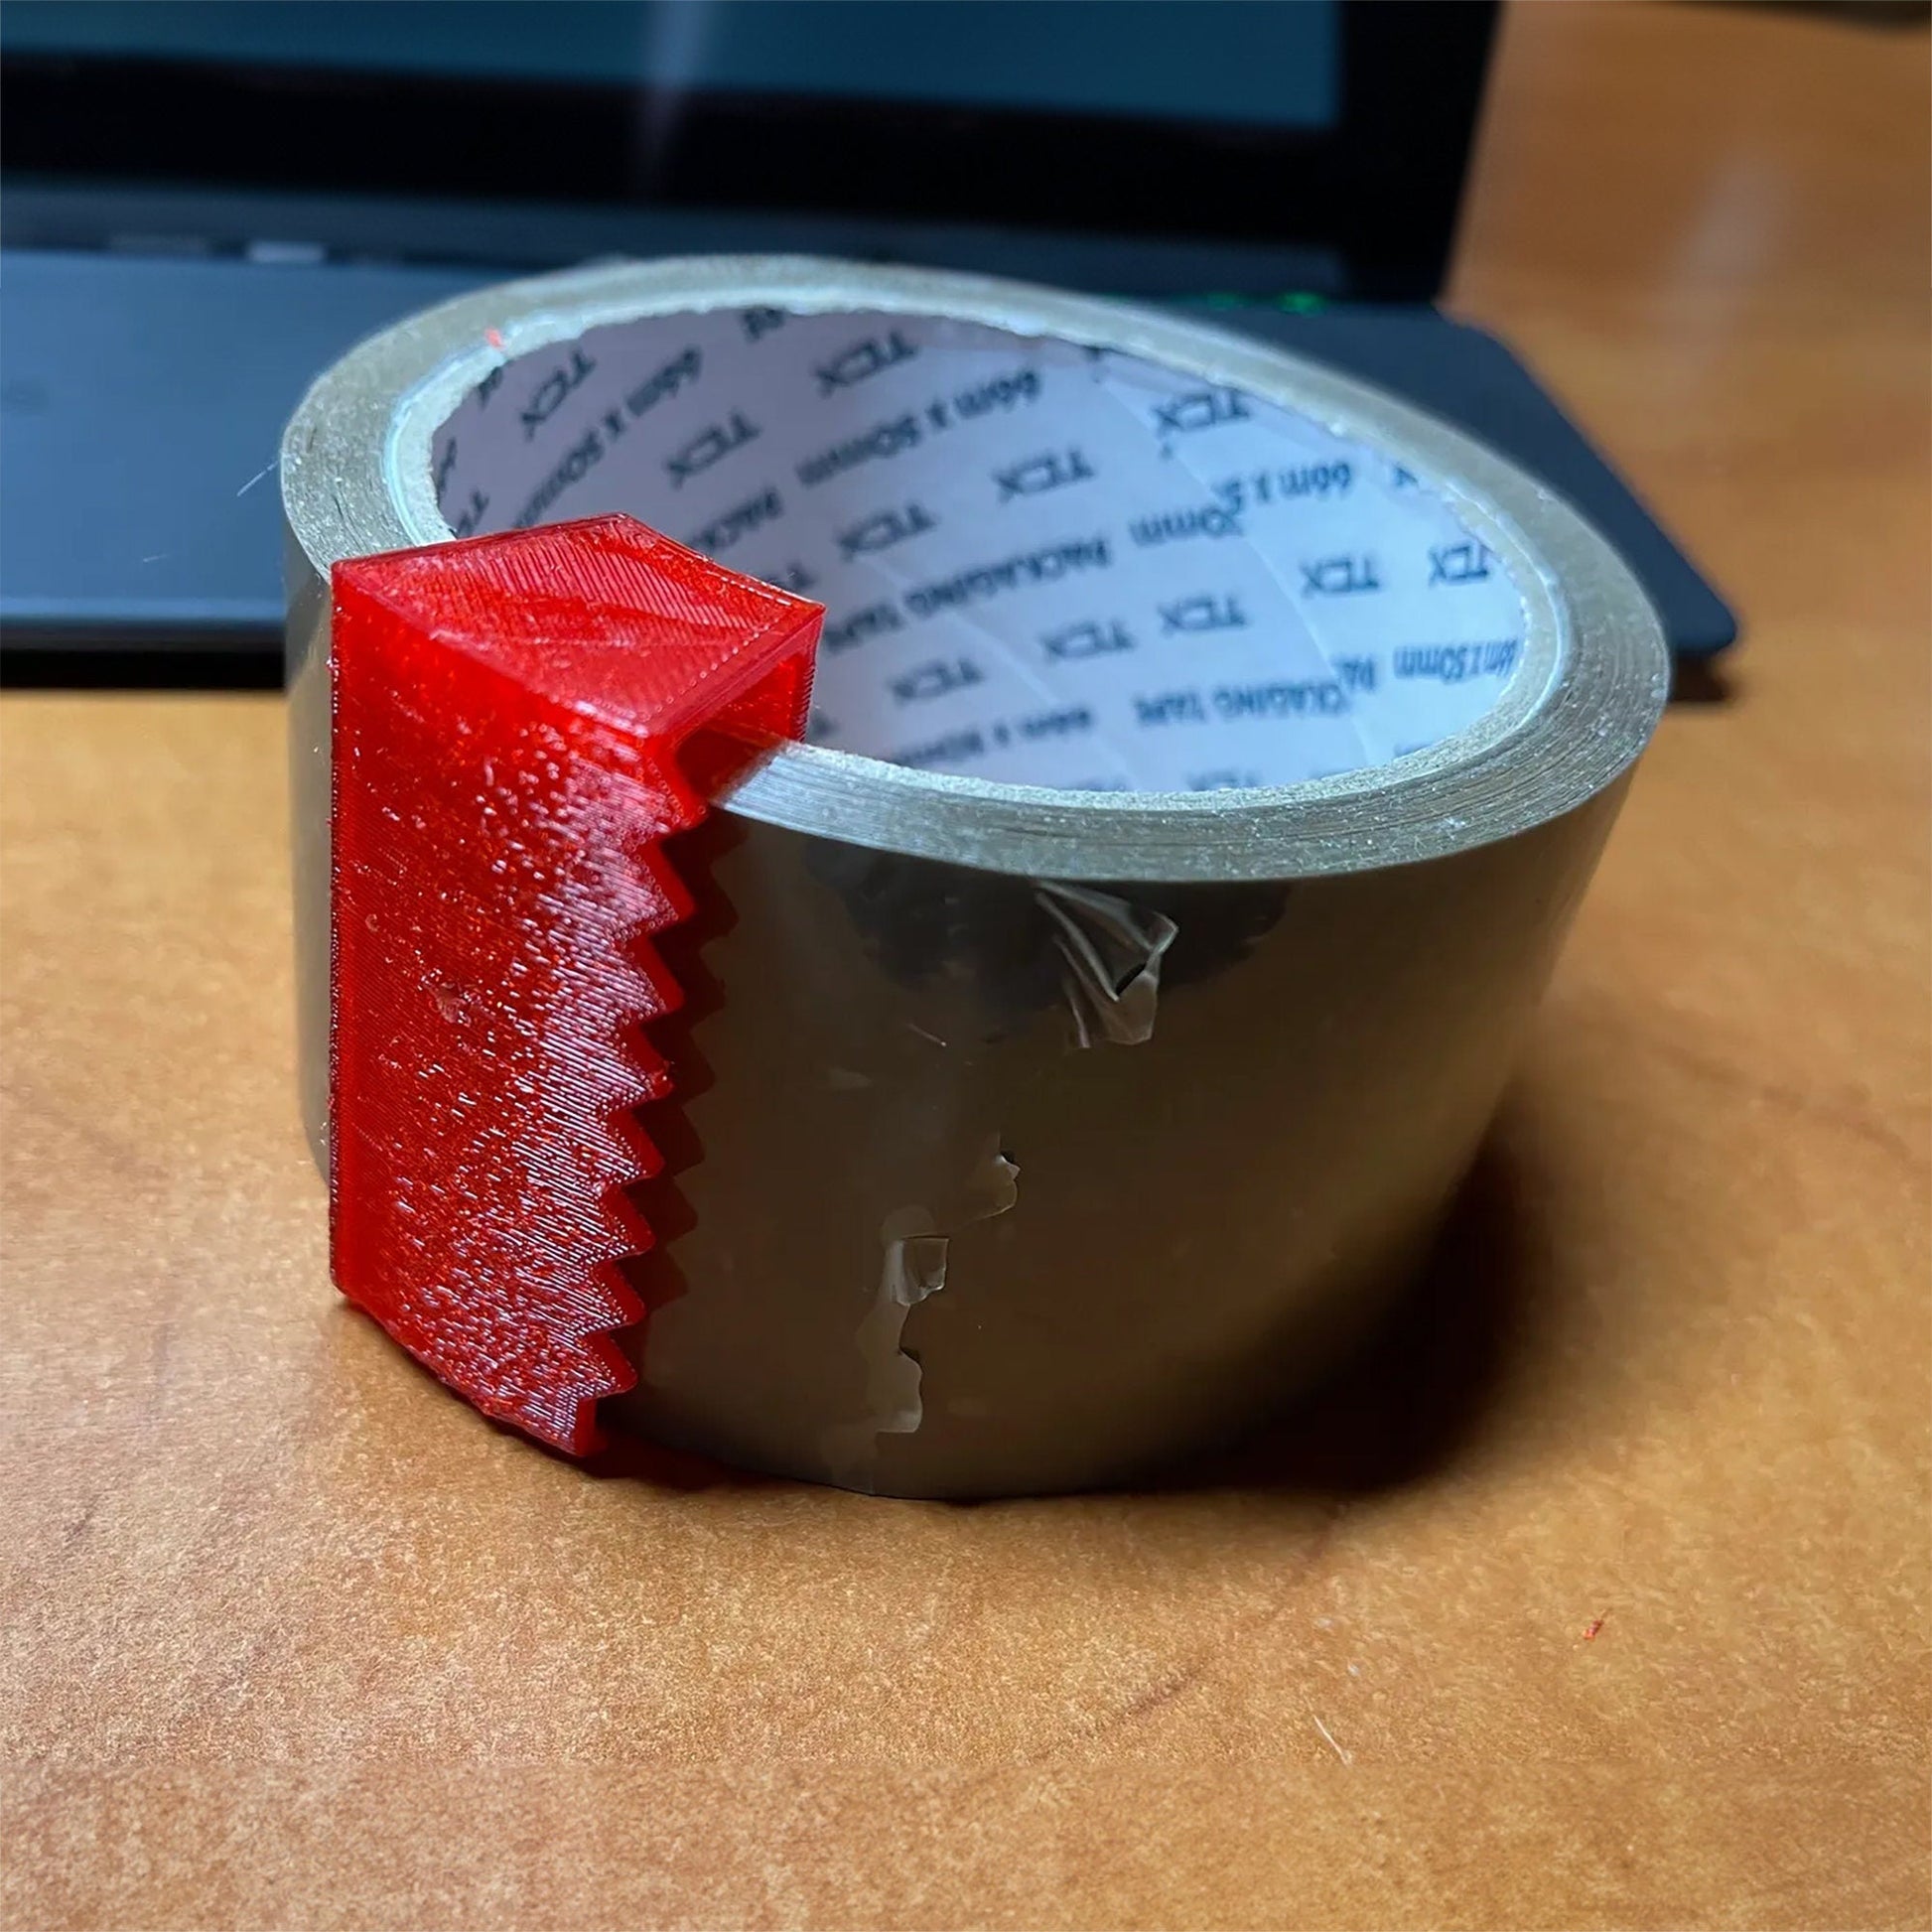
434,307,1528,793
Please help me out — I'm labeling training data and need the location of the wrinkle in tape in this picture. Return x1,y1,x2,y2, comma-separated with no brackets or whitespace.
822,1140,1020,1489
1035,882,1177,1048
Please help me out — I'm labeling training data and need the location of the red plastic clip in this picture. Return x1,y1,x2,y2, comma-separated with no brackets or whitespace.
330,514,821,1452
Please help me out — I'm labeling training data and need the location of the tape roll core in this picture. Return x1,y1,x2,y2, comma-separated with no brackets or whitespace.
285,258,1666,1495
426,301,1533,795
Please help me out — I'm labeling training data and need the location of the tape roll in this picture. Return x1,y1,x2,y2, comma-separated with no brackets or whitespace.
283,258,1666,1497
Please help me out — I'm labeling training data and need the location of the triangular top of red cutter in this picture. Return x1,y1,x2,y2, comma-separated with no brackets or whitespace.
335,513,820,744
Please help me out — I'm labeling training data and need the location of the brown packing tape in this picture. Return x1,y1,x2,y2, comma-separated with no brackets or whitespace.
282,257,1667,1496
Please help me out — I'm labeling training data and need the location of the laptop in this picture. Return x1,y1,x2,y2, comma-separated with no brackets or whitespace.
0,0,1734,683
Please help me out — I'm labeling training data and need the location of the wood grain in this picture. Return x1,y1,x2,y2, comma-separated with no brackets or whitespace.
3,5,1926,1927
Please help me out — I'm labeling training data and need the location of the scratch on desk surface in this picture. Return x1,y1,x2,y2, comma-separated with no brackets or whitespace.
1311,1714,1350,1765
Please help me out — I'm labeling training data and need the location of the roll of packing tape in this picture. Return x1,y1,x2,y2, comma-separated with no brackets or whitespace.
283,257,1666,1497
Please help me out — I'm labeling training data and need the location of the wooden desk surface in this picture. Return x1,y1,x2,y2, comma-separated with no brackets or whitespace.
4,6,1926,1927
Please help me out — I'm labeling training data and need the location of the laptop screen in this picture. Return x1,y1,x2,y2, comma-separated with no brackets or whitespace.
6,0,1339,127
3,0,1494,300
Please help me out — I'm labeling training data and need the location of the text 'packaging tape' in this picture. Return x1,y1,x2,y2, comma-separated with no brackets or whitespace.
283,259,1667,1497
